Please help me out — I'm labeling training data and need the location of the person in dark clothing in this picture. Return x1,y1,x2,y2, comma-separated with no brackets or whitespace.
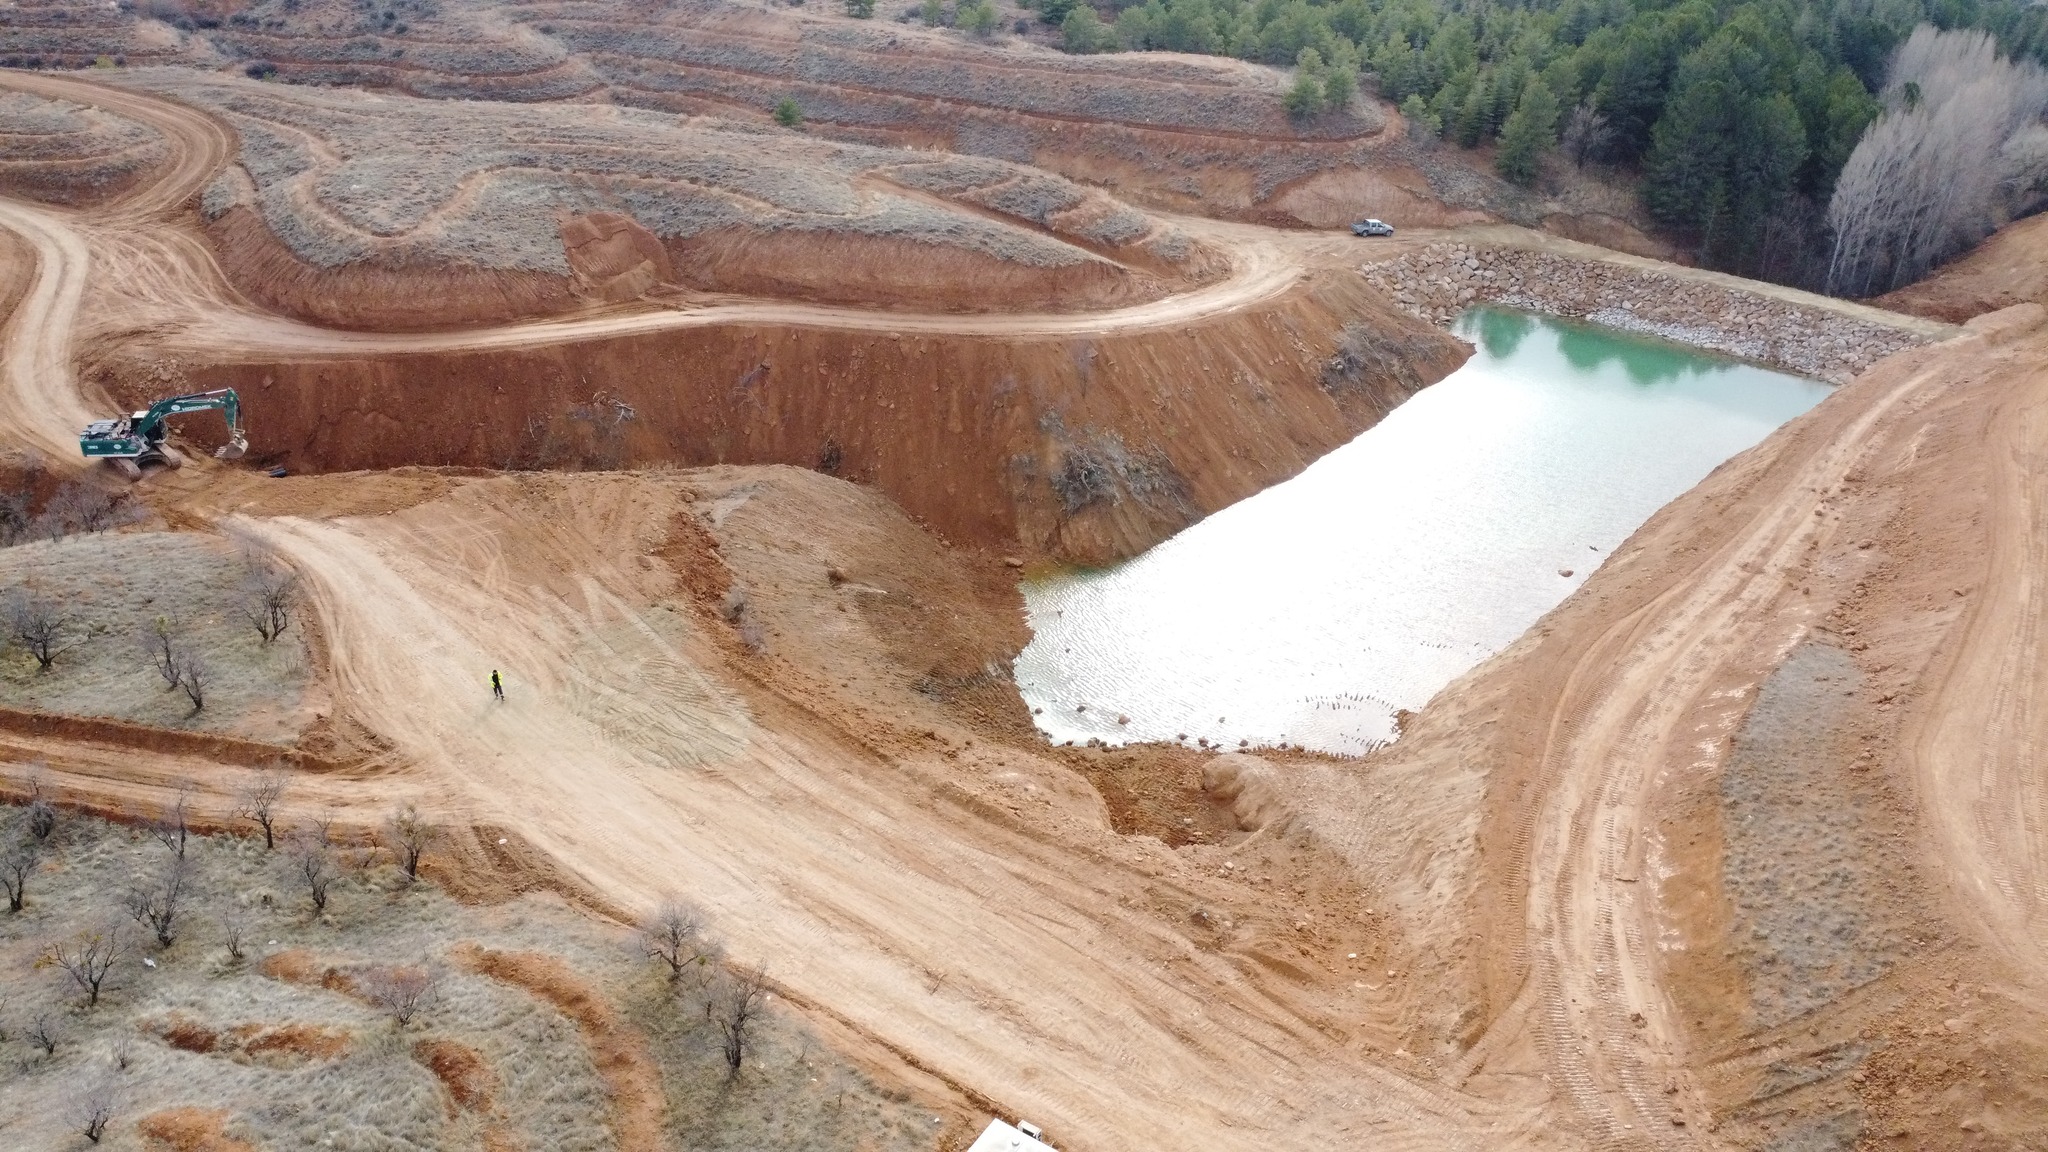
491,670,504,701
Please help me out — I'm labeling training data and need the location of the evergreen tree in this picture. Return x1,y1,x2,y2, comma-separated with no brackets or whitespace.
1496,78,1561,183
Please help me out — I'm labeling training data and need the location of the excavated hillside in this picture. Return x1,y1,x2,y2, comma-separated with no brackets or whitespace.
1876,211,2048,324
0,88,167,205
0,0,1657,240
11,38,2048,1152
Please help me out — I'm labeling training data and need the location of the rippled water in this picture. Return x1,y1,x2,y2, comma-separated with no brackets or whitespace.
1014,307,1832,756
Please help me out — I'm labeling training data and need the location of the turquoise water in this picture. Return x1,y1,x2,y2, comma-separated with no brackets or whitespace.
1014,308,1833,756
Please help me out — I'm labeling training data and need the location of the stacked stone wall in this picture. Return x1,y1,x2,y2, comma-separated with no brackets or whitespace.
1362,243,1926,383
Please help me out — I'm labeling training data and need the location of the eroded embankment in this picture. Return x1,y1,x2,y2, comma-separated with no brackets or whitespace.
1363,241,1937,382
112,271,1464,564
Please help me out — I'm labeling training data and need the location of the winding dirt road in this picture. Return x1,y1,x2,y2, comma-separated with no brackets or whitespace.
5,65,2045,1152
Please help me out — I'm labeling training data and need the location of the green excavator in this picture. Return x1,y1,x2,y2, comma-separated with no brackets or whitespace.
78,388,248,479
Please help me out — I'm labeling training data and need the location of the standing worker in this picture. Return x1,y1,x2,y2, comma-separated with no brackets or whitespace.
491,669,504,701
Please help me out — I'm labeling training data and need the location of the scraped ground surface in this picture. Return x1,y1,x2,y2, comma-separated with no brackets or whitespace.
3,57,2047,1152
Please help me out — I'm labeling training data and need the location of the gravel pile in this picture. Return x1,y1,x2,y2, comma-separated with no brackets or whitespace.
1362,243,1927,382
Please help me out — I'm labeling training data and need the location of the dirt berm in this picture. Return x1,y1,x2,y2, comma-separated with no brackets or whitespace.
128,271,1463,564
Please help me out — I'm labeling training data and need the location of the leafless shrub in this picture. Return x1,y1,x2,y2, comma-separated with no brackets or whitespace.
70,1074,118,1143
239,556,299,643
150,782,193,859
360,963,441,1025
124,853,189,948
290,828,336,914
29,1010,63,1056
138,614,184,689
7,589,74,671
1826,26,2048,295
711,963,770,1077
179,652,210,713
34,481,135,539
0,487,34,547
1050,447,1114,514
720,586,748,624
40,923,125,1006
4,837,39,912
220,907,247,961
25,769,57,841
737,616,767,653
640,898,720,981
27,797,56,841
383,803,440,880
235,769,289,850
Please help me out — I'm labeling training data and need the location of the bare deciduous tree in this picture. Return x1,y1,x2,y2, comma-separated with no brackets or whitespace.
71,1075,118,1144
360,963,441,1026
139,615,183,689
150,782,193,860
383,804,440,881
240,559,299,643
5,837,42,912
179,653,210,713
220,907,247,962
290,829,337,914
40,924,125,1007
125,854,189,948
640,898,719,980
235,769,289,850
7,590,72,671
1559,101,1611,167
30,1010,62,1055
1826,26,2048,295
711,964,770,1077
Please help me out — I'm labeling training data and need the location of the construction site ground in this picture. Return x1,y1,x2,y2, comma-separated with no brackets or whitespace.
4,66,2048,1152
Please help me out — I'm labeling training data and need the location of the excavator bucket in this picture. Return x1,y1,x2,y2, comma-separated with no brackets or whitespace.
214,432,248,461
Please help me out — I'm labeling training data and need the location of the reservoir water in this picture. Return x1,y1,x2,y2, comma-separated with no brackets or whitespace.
1013,307,1833,756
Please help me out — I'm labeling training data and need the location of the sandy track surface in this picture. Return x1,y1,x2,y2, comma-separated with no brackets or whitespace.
8,65,2048,1152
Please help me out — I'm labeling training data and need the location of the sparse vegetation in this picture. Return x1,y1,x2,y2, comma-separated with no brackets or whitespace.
239,552,300,643
7,589,73,672
0,811,943,1151
290,827,337,914
124,853,190,948
361,962,442,1025
41,922,126,1006
710,963,770,1076
640,897,719,981
383,803,440,880
234,769,289,850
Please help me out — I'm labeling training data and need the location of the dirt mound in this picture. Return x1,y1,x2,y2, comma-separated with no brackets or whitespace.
0,89,168,205
151,267,1463,563
1877,212,2048,323
138,1108,258,1152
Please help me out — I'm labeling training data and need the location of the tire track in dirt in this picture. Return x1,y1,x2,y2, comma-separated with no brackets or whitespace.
1504,340,1977,1146
1905,332,2048,984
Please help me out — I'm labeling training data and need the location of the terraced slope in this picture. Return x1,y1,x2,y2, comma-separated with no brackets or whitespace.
0,89,167,205
2,0,1548,231
116,68,1218,327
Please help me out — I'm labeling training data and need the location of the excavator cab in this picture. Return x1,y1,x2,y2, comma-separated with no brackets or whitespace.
79,389,247,479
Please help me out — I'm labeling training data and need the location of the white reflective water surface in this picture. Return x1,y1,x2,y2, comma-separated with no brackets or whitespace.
1014,308,1833,756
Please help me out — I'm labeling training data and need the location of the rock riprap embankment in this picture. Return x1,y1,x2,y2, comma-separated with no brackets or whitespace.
1362,243,1926,383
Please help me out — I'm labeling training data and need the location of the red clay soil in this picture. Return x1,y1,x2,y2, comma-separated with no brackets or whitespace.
145,1012,353,1063
137,1108,259,1152
150,271,1464,564
0,705,346,773
413,1037,499,1115
454,944,667,1152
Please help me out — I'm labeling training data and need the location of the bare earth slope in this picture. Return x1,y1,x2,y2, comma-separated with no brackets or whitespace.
8,51,2048,1152
1876,212,2048,324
